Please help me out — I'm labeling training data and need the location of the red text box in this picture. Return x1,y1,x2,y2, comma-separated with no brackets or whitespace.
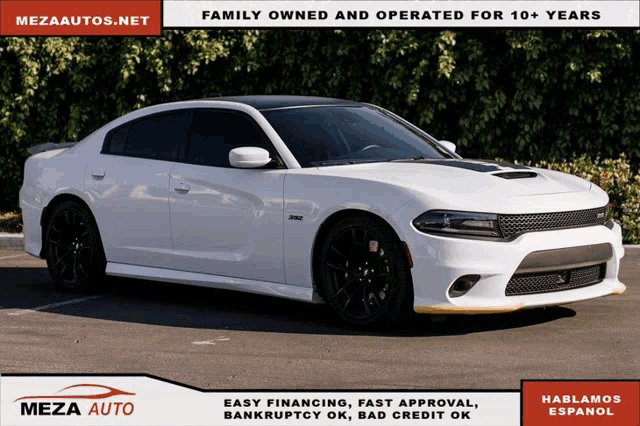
1,0,161,36
523,380,639,426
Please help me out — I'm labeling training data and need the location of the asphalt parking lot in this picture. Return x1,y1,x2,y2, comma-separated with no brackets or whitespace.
0,247,638,389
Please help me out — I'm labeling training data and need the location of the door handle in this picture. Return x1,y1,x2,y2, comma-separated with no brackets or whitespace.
91,170,106,180
173,182,190,194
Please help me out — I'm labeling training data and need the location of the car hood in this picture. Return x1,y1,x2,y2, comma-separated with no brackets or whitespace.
314,159,607,213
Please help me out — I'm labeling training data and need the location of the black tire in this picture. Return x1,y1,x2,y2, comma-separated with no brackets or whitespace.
319,216,413,328
44,201,106,292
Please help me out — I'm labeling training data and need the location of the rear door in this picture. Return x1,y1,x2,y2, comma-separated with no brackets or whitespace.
168,108,286,283
85,109,190,268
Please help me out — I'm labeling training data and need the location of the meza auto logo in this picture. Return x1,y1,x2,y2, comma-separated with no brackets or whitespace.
14,384,135,416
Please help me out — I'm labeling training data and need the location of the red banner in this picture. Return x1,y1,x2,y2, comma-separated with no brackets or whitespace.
0,0,161,36
522,381,640,426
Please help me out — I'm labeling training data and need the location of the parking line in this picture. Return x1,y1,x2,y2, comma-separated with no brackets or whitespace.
0,253,30,261
8,295,103,316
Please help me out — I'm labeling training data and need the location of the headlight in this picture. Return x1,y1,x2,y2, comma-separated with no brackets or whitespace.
412,210,501,238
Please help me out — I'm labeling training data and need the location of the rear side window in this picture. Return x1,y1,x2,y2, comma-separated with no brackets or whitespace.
187,110,274,168
107,126,129,154
104,110,189,161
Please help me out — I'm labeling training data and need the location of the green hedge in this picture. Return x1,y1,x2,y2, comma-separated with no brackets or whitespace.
2,30,640,212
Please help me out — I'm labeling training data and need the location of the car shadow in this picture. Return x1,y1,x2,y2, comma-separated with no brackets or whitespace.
1,267,576,337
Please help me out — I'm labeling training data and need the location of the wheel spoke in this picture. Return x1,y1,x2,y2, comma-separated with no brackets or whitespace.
374,256,389,270
57,256,72,278
50,240,73,250
334,275,359,297
326,263,353,274
370,291,383,308
50,224,62,235
361,285,371,315
342,285,363,311
374,250,388,260
72,256,78,282
330,245,349,261
52,249,72,269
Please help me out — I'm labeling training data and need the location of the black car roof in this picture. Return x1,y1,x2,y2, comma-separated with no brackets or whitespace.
201,95,362,111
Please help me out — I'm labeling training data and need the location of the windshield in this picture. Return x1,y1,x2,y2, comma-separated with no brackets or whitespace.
261,105,452,167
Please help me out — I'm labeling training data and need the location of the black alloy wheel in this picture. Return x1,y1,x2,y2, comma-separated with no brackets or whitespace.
319,216,412,327
44,201,106,291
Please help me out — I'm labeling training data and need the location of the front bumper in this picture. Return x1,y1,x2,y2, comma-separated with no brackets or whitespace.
406,222,625,314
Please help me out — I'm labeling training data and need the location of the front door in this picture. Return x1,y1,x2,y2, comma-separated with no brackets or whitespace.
168,108,286,283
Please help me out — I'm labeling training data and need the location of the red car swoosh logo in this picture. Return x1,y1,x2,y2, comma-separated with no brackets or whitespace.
14,384,135,402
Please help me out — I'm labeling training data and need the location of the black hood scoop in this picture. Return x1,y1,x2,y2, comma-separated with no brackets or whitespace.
493,171,538,179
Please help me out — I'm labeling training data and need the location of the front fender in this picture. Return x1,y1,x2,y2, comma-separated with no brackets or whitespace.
283,171,416,289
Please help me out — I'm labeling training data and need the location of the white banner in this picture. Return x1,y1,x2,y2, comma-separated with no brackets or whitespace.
0,375,519,426
163,1,639,28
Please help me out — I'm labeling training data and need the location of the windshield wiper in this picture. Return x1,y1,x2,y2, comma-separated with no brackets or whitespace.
310,160,355,166
390,156,426,162
311,159,390,167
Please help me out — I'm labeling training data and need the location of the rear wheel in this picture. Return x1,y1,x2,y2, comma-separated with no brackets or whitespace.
319,216,412,327
44,201,106,291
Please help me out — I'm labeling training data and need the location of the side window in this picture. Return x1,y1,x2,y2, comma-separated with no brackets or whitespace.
187,110,274,168
104,110,189,161
106,125,129,154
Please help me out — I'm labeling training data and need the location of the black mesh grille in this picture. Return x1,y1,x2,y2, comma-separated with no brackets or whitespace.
505,263,605,296
498,206,607,239
494,172,538,179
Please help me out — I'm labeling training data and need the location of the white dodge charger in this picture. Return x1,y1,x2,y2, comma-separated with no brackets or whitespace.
19,96,626,327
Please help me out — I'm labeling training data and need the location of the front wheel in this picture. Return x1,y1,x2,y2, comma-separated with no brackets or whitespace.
319,216,413,328
44,201,106,291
